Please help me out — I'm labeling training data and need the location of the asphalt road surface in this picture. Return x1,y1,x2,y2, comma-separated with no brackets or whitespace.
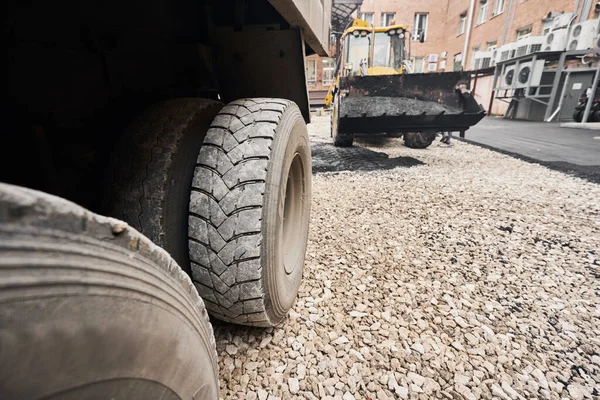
463,117,600,183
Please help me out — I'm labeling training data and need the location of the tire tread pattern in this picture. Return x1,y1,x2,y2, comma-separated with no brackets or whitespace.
189,98,291,326
0,183,220,394
106,98,223,248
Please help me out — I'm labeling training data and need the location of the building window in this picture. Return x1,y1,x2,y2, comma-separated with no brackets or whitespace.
306,59,316,86
360,12,374,25
478,0,488,24
381,13,395,27
322,58,335,85
413,57,425,73
414,13,429,41
453,53,463,71
493,0,505,16
459,12,467,34
517,25,532,40
487,40,497,51
471,45,481,69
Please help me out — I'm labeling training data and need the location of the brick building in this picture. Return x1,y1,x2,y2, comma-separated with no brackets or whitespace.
357,0,596,73
308,0,600,112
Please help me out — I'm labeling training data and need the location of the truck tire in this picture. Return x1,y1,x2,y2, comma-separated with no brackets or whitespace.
0,183,219,400
331,95,354,147
573,110,583,122
190,98,311,326
404,131,437,149
105,98,223,271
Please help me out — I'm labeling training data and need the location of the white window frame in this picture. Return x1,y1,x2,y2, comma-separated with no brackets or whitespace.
322,58,335,86
459,13,467,35
517,25,532,41
471,46,481,69
478,0,488,24
306,59,317,86
414,13,429,41
487,40,497,51
381,13,395,27
360,12,374,25
493,0,505,16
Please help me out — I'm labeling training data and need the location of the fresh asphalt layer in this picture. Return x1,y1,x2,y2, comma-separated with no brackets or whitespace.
461,117,600,184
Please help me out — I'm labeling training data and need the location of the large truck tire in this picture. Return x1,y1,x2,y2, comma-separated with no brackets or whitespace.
404,131,437,149
190,98,312,326
105,98,223,271
573,110,583,122
0,183,219,400
331,95,354,147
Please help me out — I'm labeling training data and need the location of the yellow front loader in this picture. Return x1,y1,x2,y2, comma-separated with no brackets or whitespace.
326,19,485,148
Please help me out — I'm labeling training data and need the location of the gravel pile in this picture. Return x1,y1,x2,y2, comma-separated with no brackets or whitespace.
215,116,600,400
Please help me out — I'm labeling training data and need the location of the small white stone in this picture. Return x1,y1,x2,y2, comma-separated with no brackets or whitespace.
297,364,306,379
531,368,549,390
342,392,355,400
491,383,512,400
257,389,268,400
349,311,369,318
407,372,426,386
288,378,300,394
411,342,425,354
395,385,409,399
335,336,350,345
225,345,237,355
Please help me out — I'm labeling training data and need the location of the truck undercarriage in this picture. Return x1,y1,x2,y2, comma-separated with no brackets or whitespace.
1,0,330,398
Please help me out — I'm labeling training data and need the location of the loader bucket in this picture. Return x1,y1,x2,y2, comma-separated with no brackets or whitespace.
337,72,485,136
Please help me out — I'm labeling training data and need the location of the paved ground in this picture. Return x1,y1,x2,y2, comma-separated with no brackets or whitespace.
463,117,600,184
216,115,600,400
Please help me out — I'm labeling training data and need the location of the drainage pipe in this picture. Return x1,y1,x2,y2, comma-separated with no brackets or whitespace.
461,0,476,68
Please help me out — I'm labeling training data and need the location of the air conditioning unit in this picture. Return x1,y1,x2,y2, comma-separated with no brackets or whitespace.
514,36,543,57
593,33,600,51
472,50,494,69
516,39,530,57
440,52,448,58
502,65,516,88
527,36,544,54
543,28,569,51
515,60,545,88
428,54,439,63
497,43,517,63
439,60,447,70
551,12,574,30
568,19,598,51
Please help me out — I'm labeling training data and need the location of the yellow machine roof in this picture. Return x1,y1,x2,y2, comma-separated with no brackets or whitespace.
343,20,408,38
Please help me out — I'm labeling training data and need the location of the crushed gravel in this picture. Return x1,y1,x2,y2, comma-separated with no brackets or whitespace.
215,115,600,400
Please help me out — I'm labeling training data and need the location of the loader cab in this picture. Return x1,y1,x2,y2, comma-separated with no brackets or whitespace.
342,27,372,76
341,24,408,77
372,27,407,73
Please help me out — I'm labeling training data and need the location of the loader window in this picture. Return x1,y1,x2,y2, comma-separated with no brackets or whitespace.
345,33,370,76
373,32,405,70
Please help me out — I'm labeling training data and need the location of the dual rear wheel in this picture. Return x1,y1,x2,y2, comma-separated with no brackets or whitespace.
0,97,312,399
